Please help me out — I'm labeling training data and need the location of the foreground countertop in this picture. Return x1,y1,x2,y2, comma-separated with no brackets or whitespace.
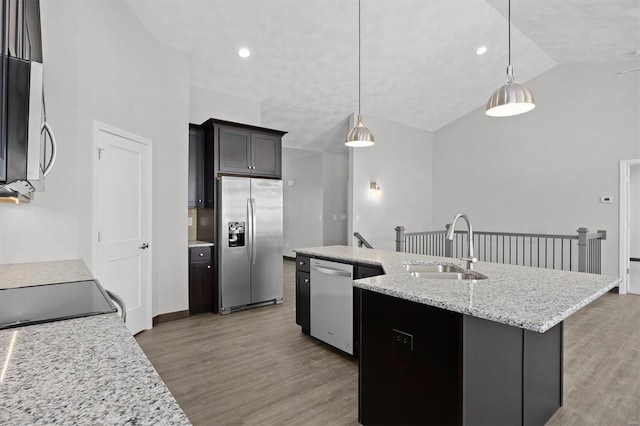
0,260,190,425
294,246,621,333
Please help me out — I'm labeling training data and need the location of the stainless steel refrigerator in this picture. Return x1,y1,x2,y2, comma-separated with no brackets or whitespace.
218,176,283,314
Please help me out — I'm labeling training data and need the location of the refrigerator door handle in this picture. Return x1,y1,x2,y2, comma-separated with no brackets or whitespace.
247,198,252,265
251,198,257,265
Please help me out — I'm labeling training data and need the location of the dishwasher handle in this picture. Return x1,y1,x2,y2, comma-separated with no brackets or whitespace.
311,265,352,278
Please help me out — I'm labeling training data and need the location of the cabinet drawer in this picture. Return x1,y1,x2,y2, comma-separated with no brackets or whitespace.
296,255,310,273
190,246,211,261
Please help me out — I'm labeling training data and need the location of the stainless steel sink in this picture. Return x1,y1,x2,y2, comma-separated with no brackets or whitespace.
404,264,466,274
409,271,487,280
403,262,488,281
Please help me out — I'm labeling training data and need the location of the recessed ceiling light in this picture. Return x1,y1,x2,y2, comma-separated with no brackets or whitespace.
238,48,251,58
476,46,487,55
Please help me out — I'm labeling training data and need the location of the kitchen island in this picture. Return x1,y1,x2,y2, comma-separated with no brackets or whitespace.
0,260,190,426
294,246,621,426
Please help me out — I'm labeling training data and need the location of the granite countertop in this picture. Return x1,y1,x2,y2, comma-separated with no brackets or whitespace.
0,260,190,425
188,240,214,248
0,260,94,289
294,246,621,333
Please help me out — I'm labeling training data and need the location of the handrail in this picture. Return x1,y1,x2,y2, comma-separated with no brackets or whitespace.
354,232,374,249
395,225,606,274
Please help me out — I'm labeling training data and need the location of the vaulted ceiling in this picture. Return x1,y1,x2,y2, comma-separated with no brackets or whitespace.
124,0,640,152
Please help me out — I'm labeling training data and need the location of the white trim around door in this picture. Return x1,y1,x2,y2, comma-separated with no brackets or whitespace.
619,159,640,295
92,121,153,333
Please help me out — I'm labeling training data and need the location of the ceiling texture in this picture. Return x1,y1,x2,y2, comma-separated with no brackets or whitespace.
124,0,640,153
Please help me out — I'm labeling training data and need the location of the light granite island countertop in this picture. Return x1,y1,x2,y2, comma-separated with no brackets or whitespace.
294,245,623,425
294,245,621,333
0,260,190,426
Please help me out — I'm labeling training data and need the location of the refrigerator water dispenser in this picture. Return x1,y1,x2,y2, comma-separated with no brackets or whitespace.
228,222,245,247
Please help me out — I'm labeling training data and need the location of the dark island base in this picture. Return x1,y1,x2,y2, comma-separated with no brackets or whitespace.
359,289,562,426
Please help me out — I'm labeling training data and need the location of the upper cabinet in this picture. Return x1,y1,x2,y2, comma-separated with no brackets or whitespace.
250,132,281,176
188,124,204,208
4,0,42,62
218,126,251,174
204,119,286,179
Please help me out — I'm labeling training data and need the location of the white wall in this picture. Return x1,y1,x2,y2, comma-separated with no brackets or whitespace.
1,0,191,318
189,86,261,126
433,62,640,275
282,151,324,257
322,152,348,246
349,114,434,251
0,1,80,264
631,165,640,258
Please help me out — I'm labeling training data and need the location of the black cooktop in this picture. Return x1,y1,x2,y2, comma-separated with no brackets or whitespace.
0,280,117,330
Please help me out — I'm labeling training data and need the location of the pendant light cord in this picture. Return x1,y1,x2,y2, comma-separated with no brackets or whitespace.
508,0,511,66
358,0,361,115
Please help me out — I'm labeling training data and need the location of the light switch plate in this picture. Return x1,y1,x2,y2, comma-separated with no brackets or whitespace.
188,217,193,226
600,196,613,203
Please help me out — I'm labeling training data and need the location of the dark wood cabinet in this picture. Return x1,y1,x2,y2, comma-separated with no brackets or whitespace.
358,288,563,426
218,126,251,174
189,246,216,314
251,132,281,176
295,255,310,334
188,125,204,208
359,289,462,426
4,0,42,61
203,118,285,179
295,271,310,334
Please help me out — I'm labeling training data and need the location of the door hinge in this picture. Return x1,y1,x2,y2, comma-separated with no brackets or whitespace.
97,148,104,160
97,231,101,242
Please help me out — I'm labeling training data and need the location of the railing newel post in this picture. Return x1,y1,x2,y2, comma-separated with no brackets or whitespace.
577,227,588,273
395,226,405,252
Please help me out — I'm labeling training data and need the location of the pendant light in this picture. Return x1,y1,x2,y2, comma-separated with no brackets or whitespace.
486,0,535,117
346,0,375,147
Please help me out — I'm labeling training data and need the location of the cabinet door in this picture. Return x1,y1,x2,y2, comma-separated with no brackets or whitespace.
188,126,204,208
189,258,214,314
251,132,281,177
296,271,310,335
359,289,461,425
218,126,251,174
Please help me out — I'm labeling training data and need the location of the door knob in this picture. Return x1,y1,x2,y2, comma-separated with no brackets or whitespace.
139,243,149,249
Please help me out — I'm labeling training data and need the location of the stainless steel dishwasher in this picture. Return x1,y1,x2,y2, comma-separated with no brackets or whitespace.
310,258,354,354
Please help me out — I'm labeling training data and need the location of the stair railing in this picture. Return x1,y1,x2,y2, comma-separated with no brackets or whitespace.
395,225,606,274
354,232,374,249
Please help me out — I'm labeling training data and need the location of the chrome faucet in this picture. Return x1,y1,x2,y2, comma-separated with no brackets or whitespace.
445,213,478,271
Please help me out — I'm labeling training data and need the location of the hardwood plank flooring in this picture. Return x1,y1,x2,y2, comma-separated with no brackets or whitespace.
136,259,358,426
136,259,640,425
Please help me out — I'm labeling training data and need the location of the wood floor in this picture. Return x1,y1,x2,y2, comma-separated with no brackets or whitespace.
136,259,640,426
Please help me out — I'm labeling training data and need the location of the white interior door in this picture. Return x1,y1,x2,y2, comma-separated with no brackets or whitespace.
94,122,152,334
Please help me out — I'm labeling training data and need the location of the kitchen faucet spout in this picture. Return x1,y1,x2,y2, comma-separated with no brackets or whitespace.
445,213,477,270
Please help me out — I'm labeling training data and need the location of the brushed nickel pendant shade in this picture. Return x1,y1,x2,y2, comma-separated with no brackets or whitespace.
346,0,374,147
486,0,535,117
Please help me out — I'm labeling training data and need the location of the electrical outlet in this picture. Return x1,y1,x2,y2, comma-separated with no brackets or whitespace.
187,217,193,227
392,329,414,351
